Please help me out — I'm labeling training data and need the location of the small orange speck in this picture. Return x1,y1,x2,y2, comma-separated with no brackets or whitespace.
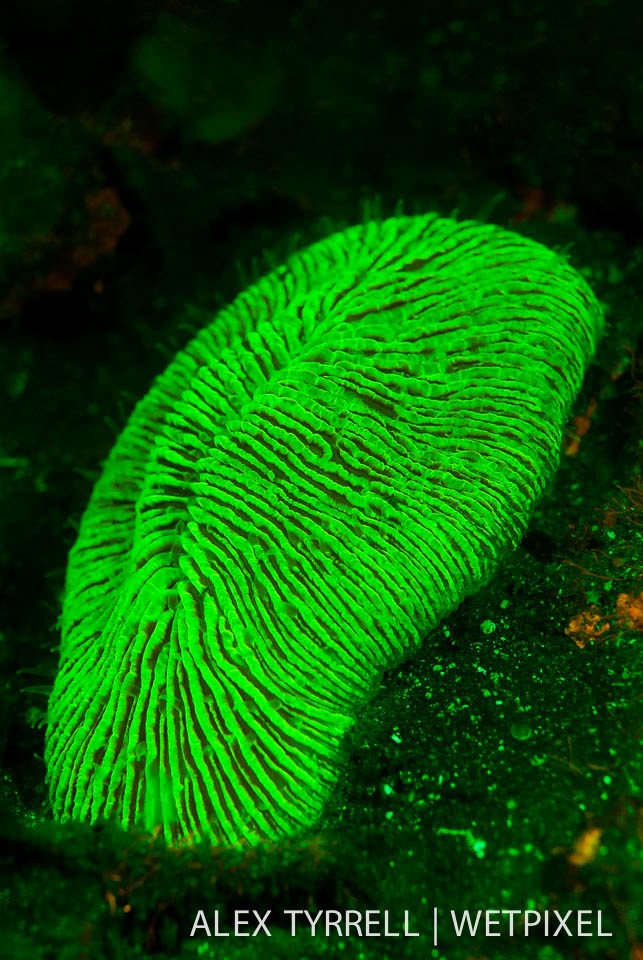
602,505,618,527
564,398,598,456
565,607,611,647
616,591,643,631
568,826,602,866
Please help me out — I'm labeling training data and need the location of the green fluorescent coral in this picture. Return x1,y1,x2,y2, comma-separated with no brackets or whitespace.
45,214,604,847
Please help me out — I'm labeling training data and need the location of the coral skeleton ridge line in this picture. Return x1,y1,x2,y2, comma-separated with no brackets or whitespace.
45,213,604,846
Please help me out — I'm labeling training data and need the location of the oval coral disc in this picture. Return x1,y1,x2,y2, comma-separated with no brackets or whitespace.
45,214,604,846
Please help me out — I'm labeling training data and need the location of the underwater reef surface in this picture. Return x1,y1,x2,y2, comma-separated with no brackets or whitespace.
0,0,641,957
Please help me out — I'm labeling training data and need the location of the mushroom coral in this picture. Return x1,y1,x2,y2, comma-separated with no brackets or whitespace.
45,213,604,846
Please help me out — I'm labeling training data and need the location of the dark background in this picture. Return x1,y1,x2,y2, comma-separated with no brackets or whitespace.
0,1,641,957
